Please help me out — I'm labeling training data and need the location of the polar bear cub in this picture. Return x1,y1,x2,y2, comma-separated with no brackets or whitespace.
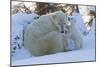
65,17,83,49
24,11,82,56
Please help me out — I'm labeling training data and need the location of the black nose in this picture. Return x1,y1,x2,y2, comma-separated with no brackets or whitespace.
61,31,64,33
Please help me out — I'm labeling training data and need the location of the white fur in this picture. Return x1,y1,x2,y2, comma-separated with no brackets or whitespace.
66,18,83,49
24,11,82,56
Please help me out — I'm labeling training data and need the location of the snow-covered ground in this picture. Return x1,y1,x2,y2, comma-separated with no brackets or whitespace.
11,12,95,66
12,49,95,66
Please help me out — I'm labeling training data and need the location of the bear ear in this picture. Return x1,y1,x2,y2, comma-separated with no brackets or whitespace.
52,11,63,19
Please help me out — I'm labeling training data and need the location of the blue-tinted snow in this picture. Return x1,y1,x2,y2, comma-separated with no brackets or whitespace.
11,12,95,66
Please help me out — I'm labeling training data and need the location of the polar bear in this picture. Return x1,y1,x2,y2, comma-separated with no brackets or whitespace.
24,11,82,56
65,17,83,49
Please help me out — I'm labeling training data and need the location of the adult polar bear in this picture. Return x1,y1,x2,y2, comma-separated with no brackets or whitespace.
24,11,82,56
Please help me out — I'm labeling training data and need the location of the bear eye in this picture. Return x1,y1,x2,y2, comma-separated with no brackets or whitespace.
61,31,64,33
68,17,70,21
63,22,66,24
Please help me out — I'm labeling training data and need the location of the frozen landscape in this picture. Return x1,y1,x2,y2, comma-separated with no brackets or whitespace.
11,9,96,66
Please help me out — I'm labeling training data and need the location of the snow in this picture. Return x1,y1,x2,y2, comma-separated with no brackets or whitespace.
11,12,39,61
12,49,95,66
11,12,95,66
12,1,35,8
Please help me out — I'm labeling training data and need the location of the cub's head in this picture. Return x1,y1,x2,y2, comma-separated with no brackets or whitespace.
49,11,71,33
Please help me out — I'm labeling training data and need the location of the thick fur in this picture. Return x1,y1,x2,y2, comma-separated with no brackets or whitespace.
65,18,83,49
24,11,82,56
24,11,69,56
